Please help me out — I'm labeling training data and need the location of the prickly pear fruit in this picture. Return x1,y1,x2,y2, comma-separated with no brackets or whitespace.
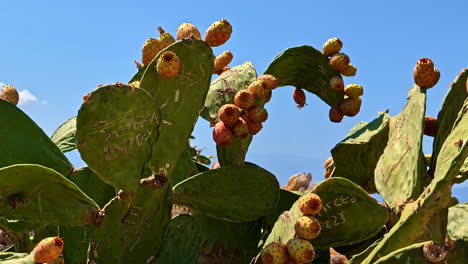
204,19,232,47
32,237,64,263
264,89,272,103
0,84,19,105
141,38,160,65
330,76,344,91
324,157,334,178
294,216,321,240
284,259,299,264
247,105,268,123
423,241,448,263
293,88,306,108
258,74,279,90
232,117,249,138
286,238,315,263
298,193,322,216
339,96,361,117
329,105,344,123
214,66,231,75
413,58,440,88
344,84,363,98
213,121,234,147
156,51,180,78
262,242,289,264
214,51,233,72
341,64,357,76
218,104,241,125
248,80,267,100
322,38,343,56
242,115,263,135
329,53,350,72
234,90,255,110
176,23,201,40
424,116,437,137
157,27,175,50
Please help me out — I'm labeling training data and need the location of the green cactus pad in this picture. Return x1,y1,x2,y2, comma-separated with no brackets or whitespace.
0,100,73,177
0,218,34,253
76,84,159,192
374,85,427,211
169,146,199,187
331,111,390,185
265,178,388,248
173,165,280,222
51,116,77,153
129,65,147,83
263,45,344,106
0,164,99,226
217,136,253,166
448,203,468,242
0,252,33,263
69,167,115,208
347,238,383,264
373,241,429,264
139,39,214,176
264,189,300,228
335,228,386,259
430,68,468,174
194,212,263,264
201,61,258,122
88,181,172,263
153,214,201,263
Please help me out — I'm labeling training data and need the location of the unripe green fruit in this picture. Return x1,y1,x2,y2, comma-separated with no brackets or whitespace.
339,96,361,117
344,84,363,98
294,216,321,240
262,242,289,264
298,193,322,215
218,104,241,125
32,237,64,263
234,90,255,110
258,74,279,90
0,84,19,105
156,51,180,78
212,121,233,147
246,105,268,123
176,23,201,40
329,53,350,72
204,19,232,47
286,238,315,263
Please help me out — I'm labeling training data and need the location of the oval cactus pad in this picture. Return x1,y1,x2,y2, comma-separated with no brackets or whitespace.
0,164,99,226
76,84,159,192
173,165,280,222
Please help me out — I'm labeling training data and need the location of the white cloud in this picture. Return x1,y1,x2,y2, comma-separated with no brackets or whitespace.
18,90,39,106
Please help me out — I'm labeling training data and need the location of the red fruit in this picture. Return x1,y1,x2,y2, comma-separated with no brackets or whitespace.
293,88,306,108
258,74,279,90
424,116,437,137
218,104,241,125
339,97,361,117
242,115,262,135
232,118,249,138
413,58,440,88
204,19,232,47
329,106,344,123
330,76,344,91
234,90,255,110
176,23,201,40
212,122,234,147
0,84,19,105
329,53,350,72
264,89,272,103
32,237,64,263
246,105,268,123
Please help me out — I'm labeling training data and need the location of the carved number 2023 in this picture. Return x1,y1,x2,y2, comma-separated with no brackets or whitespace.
321,211,345,230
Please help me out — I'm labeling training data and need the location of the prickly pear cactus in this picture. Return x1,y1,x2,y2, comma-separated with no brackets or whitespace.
51,116,77,153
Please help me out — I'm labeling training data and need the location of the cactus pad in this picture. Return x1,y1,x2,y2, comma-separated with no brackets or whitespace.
51,116,77,153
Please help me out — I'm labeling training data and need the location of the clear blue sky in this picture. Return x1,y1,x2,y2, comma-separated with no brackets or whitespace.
1,1,467,200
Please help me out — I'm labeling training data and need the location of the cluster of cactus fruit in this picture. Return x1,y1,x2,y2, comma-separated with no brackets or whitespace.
1,18,468,264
